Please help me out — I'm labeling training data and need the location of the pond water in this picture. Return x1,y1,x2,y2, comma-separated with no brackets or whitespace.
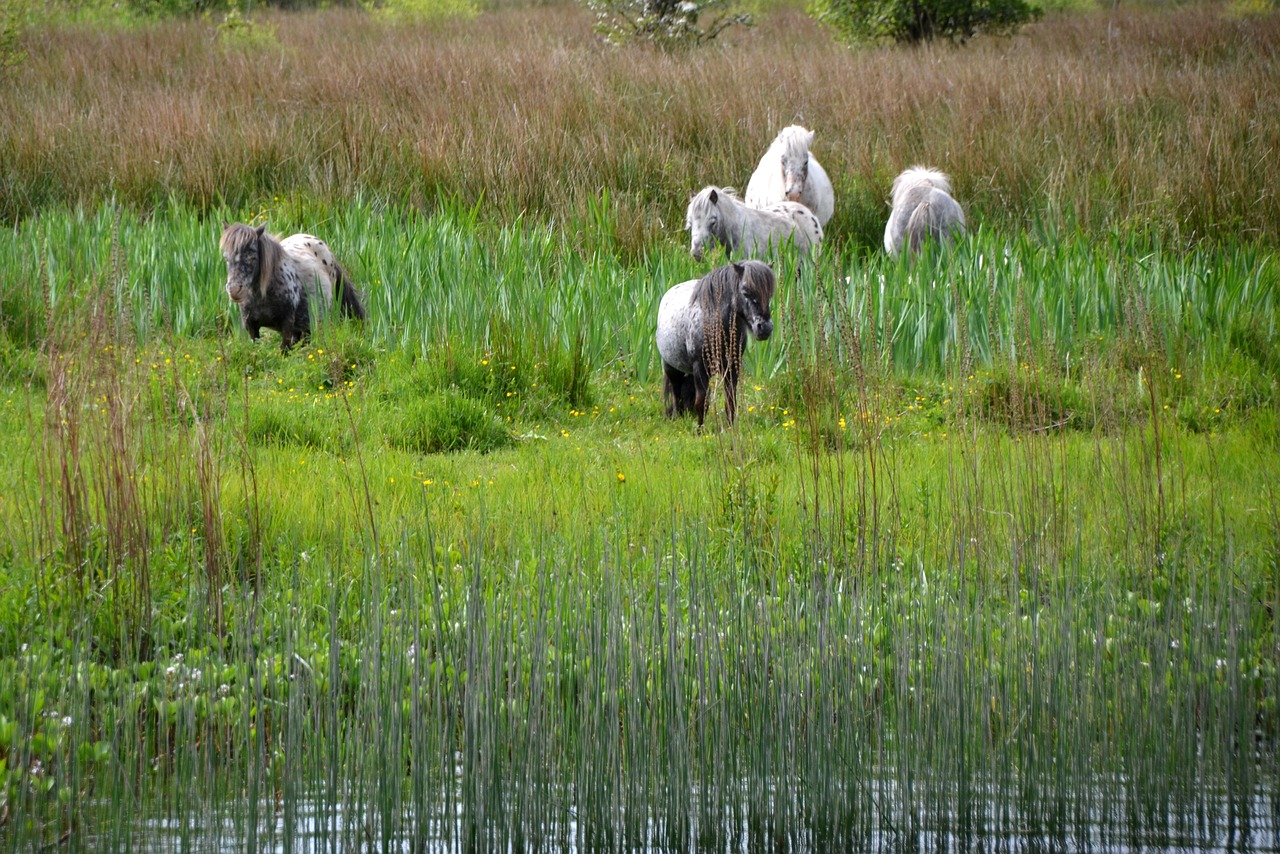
123,775,1279,853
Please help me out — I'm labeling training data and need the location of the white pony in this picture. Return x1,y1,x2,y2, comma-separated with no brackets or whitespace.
744,125,835,228
883,166,966,257
685,186,823,261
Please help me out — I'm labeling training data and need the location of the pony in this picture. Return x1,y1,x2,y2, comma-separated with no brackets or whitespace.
685,186,822,262
883,166,966,257
655,260,776,427
220,223,366,351
744,125,835,227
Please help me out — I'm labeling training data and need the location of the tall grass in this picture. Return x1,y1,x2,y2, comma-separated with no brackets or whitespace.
2,3,1279,249
1,202,1275,377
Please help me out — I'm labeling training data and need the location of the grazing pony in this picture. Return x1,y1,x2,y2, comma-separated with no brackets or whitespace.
883,166,966,257
744,125,835,227
685,186,822,262
656,260,776,427
220,223,366,351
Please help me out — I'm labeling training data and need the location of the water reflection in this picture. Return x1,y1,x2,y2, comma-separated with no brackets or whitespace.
129,774,1279,853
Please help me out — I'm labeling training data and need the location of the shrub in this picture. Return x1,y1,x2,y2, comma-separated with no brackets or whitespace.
0,0,28,80
216,7,280,52
385,390,511,455
811,0,1039,44
586,0,751,49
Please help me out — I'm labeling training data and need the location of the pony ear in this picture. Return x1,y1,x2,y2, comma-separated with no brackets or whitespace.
732,262,745,278
255,223,267,237
221,220,229,230
709,189,719,205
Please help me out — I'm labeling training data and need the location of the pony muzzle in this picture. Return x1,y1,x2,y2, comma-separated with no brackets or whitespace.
754,320,774,341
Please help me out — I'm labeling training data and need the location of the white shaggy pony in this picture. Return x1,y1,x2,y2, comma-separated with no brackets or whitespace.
883,166,966,257
744,125,835,228
685,186,823,261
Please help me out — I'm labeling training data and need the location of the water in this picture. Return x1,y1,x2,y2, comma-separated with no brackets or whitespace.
119,773,1280,853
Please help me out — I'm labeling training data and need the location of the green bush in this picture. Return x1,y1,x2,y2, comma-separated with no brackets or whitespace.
811,0,1039,44
385,390,511,455
0,0,28,80
244,401,353,453
362,0,477,25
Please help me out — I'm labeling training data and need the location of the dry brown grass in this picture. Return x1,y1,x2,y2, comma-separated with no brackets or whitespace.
2,1,1278,250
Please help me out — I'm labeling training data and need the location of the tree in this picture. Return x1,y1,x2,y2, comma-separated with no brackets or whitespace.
811,0,1039,44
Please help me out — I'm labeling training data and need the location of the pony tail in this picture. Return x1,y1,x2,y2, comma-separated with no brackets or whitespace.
906,200,941,254
335,266,367,321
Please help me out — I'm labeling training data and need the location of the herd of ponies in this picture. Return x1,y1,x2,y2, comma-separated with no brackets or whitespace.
219,124,966,427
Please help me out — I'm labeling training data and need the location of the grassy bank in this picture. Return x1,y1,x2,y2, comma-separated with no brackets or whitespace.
0,201,1277,848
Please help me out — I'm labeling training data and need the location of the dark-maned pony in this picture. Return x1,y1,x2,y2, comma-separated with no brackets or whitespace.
220,223,366,351
655,260,776,427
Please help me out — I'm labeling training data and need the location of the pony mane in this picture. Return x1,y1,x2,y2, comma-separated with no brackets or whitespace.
690,261,740,308
891,166,952,205
691,185,741,205
739,259,776,304
774,125,815,161
220,223,284,298
690,259,775,308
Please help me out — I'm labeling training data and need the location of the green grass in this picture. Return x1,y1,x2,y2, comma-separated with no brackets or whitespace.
0,198,1276,849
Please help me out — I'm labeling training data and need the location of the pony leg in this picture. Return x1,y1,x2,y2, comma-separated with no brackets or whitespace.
279,319,299,352
681,378,698,416
723,366,740,425
279,298,312,353
294,295,312,341
241,305,261,340
662,363,684,418
692,362,710,427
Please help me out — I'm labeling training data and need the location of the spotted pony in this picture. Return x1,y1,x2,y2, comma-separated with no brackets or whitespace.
655,260,776,427
220,223,366,351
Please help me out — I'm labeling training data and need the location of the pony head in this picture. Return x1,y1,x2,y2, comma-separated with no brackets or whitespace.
220,222,278,306
890,166,952,208
685,186,736,261
695,260,775,344
776,126,816,203
736,259,776,341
